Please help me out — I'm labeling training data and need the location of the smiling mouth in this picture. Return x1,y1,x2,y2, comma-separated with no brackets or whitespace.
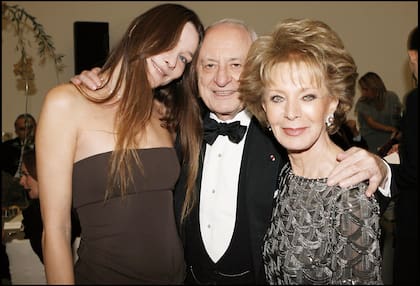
283,128,306,136
213,90,236,96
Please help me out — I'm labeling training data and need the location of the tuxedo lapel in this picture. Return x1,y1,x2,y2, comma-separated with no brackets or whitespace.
239,118,283,210
239,117,285,283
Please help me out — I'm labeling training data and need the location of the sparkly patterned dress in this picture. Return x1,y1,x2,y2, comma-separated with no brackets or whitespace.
263,163,383,285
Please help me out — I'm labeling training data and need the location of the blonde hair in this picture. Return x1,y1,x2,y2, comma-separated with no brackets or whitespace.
239,18,358,134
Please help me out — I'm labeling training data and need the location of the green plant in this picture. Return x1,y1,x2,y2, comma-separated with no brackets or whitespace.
2,2,65,94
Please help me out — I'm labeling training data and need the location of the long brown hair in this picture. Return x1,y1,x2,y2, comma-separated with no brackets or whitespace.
76,4,204,215
357,72,387,111
22,149,37,180
155,63,204,222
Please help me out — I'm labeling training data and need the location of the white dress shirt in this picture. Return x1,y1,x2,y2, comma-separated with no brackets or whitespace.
379,162,392,197
199,110,251,263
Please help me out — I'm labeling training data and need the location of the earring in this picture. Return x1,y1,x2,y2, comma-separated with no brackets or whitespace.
267,124,272,132
325,114,334,127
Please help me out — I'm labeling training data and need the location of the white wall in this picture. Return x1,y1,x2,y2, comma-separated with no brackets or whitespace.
2,1,418,135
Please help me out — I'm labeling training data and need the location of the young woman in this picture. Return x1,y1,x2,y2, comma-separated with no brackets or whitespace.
239,18,382,284
355,71,402,153
36,4,204,284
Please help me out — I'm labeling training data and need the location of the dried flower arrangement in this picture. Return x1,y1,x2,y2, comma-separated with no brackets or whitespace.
2,2,65,94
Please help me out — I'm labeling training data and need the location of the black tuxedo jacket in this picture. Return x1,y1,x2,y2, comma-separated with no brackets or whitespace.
390,88,418,197
390,87,418,284
389,88,418,213
174,114,286,284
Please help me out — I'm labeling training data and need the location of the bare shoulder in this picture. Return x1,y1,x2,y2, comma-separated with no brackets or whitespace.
38,83,89,135
42,83,83,110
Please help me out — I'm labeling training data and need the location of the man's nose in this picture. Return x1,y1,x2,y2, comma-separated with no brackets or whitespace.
214,66,232,86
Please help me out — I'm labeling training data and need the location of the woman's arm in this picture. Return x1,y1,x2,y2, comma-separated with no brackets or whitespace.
36,84,79,283
332,183,383,284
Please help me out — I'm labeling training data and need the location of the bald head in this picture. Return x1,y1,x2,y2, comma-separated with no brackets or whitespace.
196,20,256,120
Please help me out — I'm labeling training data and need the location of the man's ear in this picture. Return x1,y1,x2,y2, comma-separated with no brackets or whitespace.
408,50,418,65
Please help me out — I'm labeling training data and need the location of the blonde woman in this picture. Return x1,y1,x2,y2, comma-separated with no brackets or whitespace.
239,19,382,284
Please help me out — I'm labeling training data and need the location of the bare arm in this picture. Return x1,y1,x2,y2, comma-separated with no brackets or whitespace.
37,84,79,283
362,113,397,133
70,67,102,90
327,147,389,197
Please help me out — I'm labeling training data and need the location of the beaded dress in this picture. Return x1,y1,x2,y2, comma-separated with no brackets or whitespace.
263,163,383,285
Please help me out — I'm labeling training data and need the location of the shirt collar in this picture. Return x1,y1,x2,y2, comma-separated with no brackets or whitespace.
209,109,252,127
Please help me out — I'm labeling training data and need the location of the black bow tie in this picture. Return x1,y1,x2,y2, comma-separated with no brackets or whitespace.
203,116,247,145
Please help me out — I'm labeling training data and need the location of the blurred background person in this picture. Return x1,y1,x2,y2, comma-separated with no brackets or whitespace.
19,149,81,264
355,73,401,283
392,25,418,285
1,113,36,177
1,114,36,212
355,72,402,154
18,149,43,263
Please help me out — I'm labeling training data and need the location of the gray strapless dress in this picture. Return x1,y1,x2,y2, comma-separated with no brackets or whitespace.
72,148,185,284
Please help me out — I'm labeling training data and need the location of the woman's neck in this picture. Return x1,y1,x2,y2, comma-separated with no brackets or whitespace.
288,135,343,179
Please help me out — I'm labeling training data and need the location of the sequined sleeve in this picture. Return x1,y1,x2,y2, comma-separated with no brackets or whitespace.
331,183,383,284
